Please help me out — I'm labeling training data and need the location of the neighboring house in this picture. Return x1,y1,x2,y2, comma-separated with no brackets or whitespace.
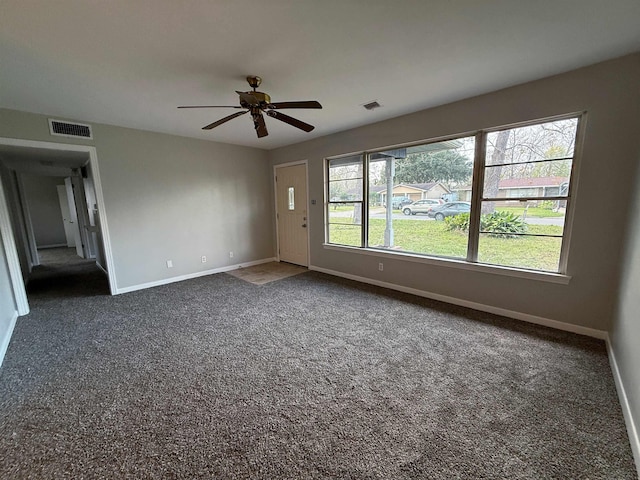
456,176,567,203
376,182,451,204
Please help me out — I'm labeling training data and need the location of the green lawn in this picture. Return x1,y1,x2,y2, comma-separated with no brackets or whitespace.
328,205,358,212
328,218,563,271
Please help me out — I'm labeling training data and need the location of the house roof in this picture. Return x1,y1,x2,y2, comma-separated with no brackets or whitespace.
1,1,639,150
398,182,439,192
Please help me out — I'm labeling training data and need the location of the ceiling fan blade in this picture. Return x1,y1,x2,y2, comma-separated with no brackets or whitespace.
266,101,322,110
266,110,315,132
236,91,261,106
202,110,248,130
178,105,242,109
253,112,269,138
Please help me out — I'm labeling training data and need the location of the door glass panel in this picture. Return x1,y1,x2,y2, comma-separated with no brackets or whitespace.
288,187,295,210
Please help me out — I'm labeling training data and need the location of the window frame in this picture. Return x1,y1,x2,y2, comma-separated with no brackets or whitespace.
324,112,585,280
326,154,366,248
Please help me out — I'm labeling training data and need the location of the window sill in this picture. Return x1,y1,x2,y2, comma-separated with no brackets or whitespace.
322,243,571,284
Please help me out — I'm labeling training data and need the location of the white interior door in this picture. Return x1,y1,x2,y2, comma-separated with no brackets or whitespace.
276,163,308,266
64,177,84,258
57,185,76,248
71,174,95,259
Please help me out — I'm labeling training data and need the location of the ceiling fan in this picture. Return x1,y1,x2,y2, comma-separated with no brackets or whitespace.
178,76,322,138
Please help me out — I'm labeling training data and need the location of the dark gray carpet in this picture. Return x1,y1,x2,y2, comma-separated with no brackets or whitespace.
0,252,636,479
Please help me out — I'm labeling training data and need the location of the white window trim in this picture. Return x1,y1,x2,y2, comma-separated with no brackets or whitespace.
324,112,585,281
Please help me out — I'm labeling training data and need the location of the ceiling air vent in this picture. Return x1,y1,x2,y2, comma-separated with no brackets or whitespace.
362,100,381,111
48,119,93,139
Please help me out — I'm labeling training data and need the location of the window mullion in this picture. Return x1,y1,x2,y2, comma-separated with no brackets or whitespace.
487,156,574,168
363,154,369,248
557,112,585,274
482,195,568,202
467,131,486,262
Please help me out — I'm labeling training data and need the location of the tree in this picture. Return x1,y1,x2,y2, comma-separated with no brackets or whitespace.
482,119,576,213
394,150,473,185
490,120,577,181
483,130,510,214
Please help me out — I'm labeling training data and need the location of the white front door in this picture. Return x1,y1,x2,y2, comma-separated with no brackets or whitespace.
276,163,308,266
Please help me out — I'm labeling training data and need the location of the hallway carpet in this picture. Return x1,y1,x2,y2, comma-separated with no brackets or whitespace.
0,258,636,478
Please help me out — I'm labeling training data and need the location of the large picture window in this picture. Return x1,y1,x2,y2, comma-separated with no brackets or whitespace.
325,115,581,274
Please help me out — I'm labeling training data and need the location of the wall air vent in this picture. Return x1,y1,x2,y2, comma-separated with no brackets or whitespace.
48,119,93,139
362,100,381,111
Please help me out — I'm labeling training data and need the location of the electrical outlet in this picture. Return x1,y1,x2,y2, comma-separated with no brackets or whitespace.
166,260,173,268
378,262,384,271
229,251,234,258
201,256,207,263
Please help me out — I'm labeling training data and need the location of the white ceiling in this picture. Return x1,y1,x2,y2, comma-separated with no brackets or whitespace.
1,0,639,150
0,145,88,176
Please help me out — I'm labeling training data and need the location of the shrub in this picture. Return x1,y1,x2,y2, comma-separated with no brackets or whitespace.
539,200,556,210
481,211,527,238
445,211,527,238
445,213,470,232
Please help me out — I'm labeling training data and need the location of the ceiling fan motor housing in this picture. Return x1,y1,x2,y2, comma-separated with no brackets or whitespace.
241,91,271,108
247,75,262,88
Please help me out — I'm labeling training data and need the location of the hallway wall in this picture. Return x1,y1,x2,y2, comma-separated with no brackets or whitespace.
0,110,274,293
20,174,66,248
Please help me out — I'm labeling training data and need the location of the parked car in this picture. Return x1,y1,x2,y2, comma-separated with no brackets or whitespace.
426,201,471,220
384,196,412,209
402,199,443,215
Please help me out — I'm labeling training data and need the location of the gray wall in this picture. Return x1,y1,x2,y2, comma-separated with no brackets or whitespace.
21,174,66,247
611,155,640,469
269,53,640,332
0,111,274,291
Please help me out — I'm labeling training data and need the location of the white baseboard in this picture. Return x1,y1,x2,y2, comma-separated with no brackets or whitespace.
37,243,68,249
0,311,19,369
606,336,640,476
115,257,277,295
309,265,607,340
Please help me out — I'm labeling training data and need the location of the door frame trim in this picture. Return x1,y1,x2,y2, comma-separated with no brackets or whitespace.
273,160,310,266
0,179,29,315
16,173,40,267
0,137,117,299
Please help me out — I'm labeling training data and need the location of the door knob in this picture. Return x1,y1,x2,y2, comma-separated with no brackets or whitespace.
302,223,307,228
